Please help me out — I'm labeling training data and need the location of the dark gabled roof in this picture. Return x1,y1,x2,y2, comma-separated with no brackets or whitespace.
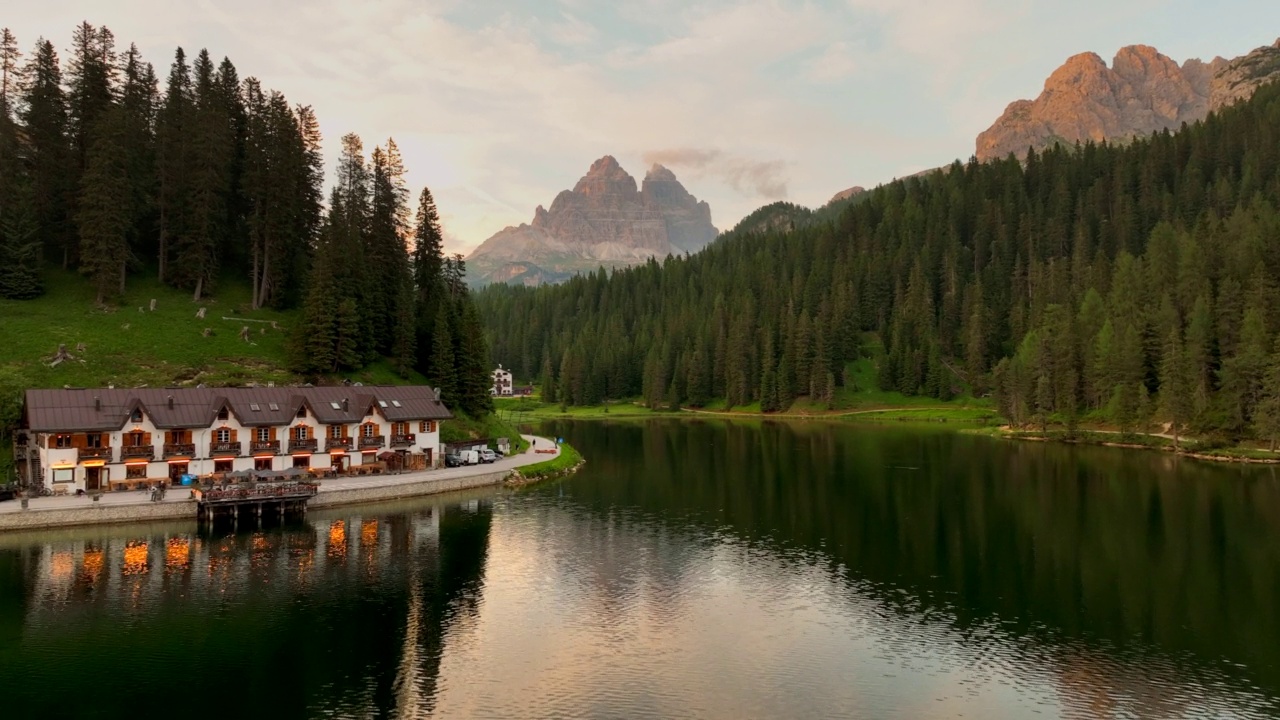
23,385,452,433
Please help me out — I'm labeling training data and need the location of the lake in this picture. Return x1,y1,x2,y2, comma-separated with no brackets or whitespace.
1,419,1277,719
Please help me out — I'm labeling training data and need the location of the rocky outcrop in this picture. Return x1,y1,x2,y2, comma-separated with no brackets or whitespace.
1210,38,1280,110
467,156,717,286
977,39,1280,161
828,186,866,205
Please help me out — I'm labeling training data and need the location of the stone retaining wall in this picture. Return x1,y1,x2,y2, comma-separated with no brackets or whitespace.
0,470,512,532
309,470,508,508
0,500,197,532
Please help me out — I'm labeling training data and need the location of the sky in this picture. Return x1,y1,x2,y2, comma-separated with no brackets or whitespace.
6,1,1280,254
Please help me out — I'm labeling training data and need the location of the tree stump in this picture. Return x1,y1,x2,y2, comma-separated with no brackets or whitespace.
202,328,213,337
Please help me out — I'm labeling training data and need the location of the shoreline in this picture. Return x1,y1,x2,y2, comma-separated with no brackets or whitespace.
972,427,1280,465
0,435,561,532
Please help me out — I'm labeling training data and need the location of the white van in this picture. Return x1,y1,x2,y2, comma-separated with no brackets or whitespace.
462,450,480,465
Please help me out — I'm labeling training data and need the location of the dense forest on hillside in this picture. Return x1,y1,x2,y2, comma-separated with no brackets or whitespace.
477,81,1280,442
0,23,491,416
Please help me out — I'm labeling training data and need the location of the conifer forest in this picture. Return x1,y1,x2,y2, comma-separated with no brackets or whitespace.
477,81,1280,444
0,23,492,417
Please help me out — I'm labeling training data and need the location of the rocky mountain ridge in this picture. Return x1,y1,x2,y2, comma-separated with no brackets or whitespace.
977,38,1280,161
466,156,717,286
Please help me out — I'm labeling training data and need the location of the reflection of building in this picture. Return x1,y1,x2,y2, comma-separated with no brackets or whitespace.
18,386,452,494
490,366,513,396
24,508,442,619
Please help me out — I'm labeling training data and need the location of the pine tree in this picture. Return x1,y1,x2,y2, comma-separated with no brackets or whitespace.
0,28,20,108
332,297,363,371
1254,339,1280,451
539,350,556,404
118,44,158,261
390,279,416,378
430,303,457,405
75,107,131,305
0,179,43,299
19,39,70,264
1158,327,1191,448
155,47,191,283
176,48,231,300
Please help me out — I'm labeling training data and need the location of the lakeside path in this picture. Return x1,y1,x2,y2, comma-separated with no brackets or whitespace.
0,435,559,531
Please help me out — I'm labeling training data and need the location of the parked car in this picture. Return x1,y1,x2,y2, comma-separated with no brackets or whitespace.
479,449,497,464
445,452,463,468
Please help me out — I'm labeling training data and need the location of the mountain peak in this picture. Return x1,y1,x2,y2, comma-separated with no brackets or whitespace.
468,155,717,286
645,164,678,183
574,155,636,196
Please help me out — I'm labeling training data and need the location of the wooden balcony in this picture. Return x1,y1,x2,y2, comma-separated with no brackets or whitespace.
325,437,353,452
121,445,154,461
289,438,318,453
358,435,385,449
162,443,195,458
79,446,114,462
210,441,242,457
251,440,280,454
391,433,416,448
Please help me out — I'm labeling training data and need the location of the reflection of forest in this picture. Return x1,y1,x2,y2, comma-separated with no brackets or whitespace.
550,419,1280,713
0,500,494,719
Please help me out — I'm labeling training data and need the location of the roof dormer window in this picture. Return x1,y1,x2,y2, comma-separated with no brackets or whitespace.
296,406,305,418
217,407,229,420
130,409,143,423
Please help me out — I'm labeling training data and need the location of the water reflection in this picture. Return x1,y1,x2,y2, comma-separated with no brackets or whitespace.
536,419,1280,719
0,420,1277,719
0,500,489,719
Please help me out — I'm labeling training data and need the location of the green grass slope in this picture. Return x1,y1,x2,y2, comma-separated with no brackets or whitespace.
0,269,418,389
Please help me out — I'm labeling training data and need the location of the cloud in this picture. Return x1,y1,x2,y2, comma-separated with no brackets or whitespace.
642,148,789,199
804,41,858,83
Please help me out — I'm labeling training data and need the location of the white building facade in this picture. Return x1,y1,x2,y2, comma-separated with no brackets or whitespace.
18,386,452,494
490,366,513,396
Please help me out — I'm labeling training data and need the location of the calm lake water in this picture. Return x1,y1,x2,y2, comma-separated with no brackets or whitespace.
1,420,1278,719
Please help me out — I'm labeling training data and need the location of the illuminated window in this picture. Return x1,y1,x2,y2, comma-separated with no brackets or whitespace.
254,457,272,471
256,427,270,442
214,459,232,473
292,455,310,469
126,465,146,479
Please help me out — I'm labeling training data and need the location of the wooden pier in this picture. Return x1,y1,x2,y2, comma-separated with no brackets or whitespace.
194,481,319,527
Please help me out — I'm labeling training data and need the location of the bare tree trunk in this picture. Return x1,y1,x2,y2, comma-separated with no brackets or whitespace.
192,275,203,302
119,260,127,295
158,208,167,283
251,232,260,309
258,234,271,309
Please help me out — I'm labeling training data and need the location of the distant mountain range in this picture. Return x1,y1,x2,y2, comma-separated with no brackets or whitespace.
977,37,1280,161
468,38,1280,288
465,156,717,287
